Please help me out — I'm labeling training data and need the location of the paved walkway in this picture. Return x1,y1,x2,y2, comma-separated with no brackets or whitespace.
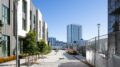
30,50,89,67
74,54,86,62
0,50,89,67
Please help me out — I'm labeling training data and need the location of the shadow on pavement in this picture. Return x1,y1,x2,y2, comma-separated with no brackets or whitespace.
58,62,88,67
0,64,15,66
63,52,77,60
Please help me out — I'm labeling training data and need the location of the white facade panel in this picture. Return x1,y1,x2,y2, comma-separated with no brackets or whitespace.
17,0,30,37
45,22,48,44
37,9,43,41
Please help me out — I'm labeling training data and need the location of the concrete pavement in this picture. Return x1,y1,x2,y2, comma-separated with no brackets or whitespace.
0,50,89,67
30,50,89,67
0,58,26,67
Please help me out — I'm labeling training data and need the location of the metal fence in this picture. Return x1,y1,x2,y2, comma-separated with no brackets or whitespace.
86,34,108,67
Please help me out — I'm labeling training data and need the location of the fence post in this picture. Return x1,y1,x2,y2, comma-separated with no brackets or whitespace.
94,37,97,67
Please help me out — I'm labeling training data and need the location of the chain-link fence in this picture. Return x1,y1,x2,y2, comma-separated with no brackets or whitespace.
86,34,108,67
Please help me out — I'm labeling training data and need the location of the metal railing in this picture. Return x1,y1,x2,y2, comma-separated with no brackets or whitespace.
86,32,120,67
86,34,108,67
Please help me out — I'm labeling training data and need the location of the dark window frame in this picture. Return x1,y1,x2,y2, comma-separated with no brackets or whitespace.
2,35,10,56
22,18,27,30
22,0,27,13
2,5,10,25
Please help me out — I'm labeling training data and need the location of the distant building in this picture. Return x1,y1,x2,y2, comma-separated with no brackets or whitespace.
48,37,56,47
48,38,66,49
55,41,66,49
67,24,82,44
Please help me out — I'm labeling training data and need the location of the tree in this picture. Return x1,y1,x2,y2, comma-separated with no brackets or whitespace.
23,30,37,55
44,45,52,55
37,40,51,57
37,40,47,57
22,30,37,64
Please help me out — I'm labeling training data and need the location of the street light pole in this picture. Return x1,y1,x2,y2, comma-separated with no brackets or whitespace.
97,24,100,52
15,0,19,67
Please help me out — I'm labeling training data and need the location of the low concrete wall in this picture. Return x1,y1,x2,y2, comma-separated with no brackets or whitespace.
86,50,95,66
86,51,107,67
95,53,107,67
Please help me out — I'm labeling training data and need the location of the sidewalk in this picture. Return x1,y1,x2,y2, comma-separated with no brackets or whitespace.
36,50,63,63
73,54,93,67
0,50,56,67
73,54,86,62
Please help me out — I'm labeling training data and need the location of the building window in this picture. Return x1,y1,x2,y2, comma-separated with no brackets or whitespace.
22,0,27,13
2,5,9,24
34,16,36,24
22,19,27,30
33,16,36,31
30,11,32,20
2,35,10,57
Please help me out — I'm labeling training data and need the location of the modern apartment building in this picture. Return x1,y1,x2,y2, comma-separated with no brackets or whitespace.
17,0,30,37
30,1,36,31
30,2,44,42
45,22,48,44
0,0,30,57
67,24,82,44
0,0,48,57
17,0,30,54
108,0,120,67
0,0,16,57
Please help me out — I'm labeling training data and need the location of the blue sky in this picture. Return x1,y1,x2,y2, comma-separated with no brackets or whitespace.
32,0,108,42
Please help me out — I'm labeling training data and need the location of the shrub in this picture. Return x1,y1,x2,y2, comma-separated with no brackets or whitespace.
45,45,52,54
0,55,16,63
37,40,52,55
0,58,4,63
78,46,86,57
22,30,37,55
67,49,78,55
19,54,27,59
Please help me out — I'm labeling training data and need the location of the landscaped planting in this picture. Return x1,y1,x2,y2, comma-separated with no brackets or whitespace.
0,55,16,63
